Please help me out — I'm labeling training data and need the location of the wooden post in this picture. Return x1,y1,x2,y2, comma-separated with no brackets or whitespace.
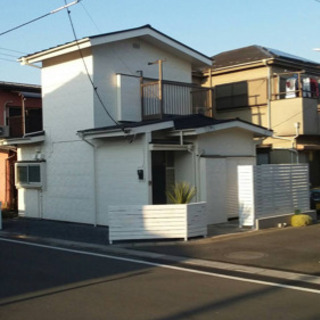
159,59,163,118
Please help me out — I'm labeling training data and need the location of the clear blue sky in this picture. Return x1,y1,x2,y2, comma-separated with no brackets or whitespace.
1,0,320,85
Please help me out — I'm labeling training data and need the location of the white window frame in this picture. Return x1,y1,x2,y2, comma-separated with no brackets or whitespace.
15,162,45,189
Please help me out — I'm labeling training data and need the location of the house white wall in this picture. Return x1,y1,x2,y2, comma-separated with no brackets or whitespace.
42,51,95,141
165,129,257,224
96,135,150,225
196,129,256,224
42,140,95,224
16,35,199,225
196,129,256,156
92,39,193,127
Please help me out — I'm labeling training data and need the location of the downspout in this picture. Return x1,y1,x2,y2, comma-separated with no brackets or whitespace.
195,148,204,202
262,59,273,130
78,133,98,227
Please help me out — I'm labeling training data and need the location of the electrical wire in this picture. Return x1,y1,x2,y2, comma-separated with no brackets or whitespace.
63,0,121,128
79,1,101,33
0,52,19,58
0,1,81,37
0,57,17,63
0,47,26,55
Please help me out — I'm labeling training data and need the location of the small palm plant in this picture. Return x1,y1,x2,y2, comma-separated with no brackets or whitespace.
166,182,196,204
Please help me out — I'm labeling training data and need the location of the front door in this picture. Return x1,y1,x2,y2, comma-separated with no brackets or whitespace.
152,152,166,204
151,151,175,204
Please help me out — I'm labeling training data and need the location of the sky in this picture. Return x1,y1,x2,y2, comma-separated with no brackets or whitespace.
1,0,320,85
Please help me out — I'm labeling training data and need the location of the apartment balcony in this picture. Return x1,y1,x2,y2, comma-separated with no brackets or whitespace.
8,112,43,138
270,97,320,136
116,74,213,122
141,80,213,120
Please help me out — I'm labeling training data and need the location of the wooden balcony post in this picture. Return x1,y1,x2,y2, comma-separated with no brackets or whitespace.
159,59,163,118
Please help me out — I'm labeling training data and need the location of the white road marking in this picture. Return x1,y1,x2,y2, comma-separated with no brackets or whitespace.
1,237,320,295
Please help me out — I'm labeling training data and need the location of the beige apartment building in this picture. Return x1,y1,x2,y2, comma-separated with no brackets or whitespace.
203,45,320,187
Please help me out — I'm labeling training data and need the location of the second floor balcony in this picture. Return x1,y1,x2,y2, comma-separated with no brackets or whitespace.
116,74,213,122
141,80,213,119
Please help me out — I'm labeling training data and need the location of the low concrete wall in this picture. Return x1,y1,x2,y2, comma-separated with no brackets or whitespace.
256,210,317,230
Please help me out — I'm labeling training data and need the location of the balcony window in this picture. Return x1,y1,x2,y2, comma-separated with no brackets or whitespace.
215,81,248,110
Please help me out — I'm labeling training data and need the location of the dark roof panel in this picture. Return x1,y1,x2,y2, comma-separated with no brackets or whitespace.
0,81,41,92
212,45,272,68
212,45,320,69
79,114,264,134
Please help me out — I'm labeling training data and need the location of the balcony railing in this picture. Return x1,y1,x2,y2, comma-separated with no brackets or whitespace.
141,80,213,120
8,112,43,138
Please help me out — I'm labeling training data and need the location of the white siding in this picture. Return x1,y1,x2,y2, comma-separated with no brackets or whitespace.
43,140,95,224
197,129,255,157
226,157,255,219
18,189,41,218
42,53,95,141
200,158,227,224
174,151,195,187
96,135,150,225
108,202,206,243
238,164,310,227
116,74,141,122
92,39,193,127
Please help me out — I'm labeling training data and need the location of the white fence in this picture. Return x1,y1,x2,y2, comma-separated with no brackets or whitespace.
238,164,310,227
108,202,207,243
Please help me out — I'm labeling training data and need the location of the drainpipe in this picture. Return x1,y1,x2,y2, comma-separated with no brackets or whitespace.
78,133,99,227
262,59,273,130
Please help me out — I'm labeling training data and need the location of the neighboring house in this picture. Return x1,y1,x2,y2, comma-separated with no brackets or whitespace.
4,25,271,225
0,81,42,210
204,45,320,187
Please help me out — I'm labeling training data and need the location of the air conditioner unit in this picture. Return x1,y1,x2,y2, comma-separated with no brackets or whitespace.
0,125,9,138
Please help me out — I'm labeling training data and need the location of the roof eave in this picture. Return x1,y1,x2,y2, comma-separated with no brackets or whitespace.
19,25,212,68
0,135,45,146
19,38,91,64
78,121,175,139
169,120,272,137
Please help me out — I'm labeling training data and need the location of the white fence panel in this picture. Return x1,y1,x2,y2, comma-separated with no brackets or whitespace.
109,202,207,243
238,164,310,227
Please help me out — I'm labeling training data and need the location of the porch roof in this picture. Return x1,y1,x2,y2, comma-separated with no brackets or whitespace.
78,114,272,139
0,131,45,146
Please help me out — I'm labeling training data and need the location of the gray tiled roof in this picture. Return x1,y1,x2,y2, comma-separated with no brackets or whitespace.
212,45,320,69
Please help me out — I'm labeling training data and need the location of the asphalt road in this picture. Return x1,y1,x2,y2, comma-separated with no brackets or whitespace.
0,239,319,320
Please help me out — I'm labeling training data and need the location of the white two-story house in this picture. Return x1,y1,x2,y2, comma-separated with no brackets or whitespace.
5,25,270,226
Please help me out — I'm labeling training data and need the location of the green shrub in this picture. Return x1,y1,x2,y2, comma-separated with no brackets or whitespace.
291,214,312,227
166,182,196,204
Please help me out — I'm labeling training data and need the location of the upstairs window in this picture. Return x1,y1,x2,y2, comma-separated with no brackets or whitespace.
215,81,248,110
15,162,45,189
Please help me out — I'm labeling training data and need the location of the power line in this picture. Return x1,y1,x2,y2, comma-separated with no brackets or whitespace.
79,1,101,33
63,0,121,128
0,57,18,63
0,1,81,37
0,47,26,55
0,52,19,58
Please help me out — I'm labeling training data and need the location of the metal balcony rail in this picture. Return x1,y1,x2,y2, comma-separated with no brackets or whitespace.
141,80,213,119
